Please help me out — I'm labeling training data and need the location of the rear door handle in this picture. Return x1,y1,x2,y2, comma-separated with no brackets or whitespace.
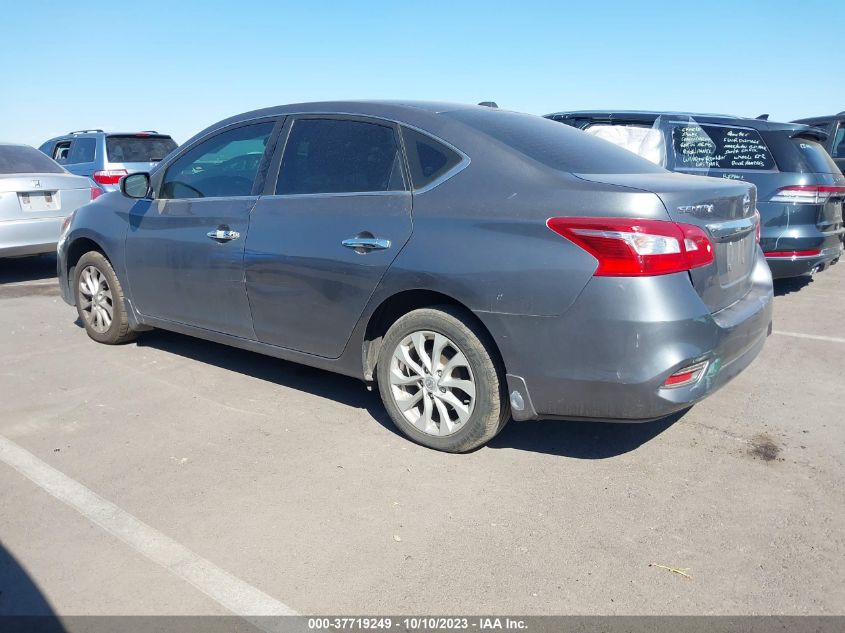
342,237,391,252
207,228,240,242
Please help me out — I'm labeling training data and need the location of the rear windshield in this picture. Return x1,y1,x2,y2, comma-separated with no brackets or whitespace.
792,137,841,173
669,124,776,171
0,145,64,174
444,109,665,174
106,135,177,163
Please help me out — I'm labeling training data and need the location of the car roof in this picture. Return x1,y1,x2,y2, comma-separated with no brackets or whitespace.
792,112,845,123
184,100,496,146
545,109,813,133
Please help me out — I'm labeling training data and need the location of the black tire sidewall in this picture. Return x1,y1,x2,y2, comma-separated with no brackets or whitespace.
377,307,507,452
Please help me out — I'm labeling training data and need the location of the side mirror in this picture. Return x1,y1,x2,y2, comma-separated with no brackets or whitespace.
121,172,151,199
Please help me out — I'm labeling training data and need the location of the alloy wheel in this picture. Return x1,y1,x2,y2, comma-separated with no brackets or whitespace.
388,330,476,436
78,265,114,334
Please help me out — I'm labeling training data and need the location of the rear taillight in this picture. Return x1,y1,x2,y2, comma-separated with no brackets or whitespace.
769,185,845,204
546,217,715,276
90,186,104,200
91,169,128,186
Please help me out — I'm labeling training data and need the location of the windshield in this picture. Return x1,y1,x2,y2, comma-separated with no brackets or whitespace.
444,109,666,174
0,144,64,174
107,135,177,163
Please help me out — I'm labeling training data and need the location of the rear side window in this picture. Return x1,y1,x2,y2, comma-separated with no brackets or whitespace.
160,122,274,199
0,145,64,174
68,137,96,164
831,126,845,158
792,136,841,174
276,118,406,195
670,124,776,171
445,109,665,174
400,126,462,189
107,135,177,163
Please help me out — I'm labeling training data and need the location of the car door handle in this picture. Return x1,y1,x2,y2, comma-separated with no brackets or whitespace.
342,237,391,252
207,228,240,242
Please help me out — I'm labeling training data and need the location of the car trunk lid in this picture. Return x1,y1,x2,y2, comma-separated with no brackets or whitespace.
574,172,758,313
0,173,92,220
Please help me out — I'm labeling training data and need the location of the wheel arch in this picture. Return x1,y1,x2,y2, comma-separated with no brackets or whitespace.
361,288,505,381
64,236,110,296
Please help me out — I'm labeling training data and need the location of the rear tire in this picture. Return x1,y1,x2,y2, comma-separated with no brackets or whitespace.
73,251,137,345
376,306,509,452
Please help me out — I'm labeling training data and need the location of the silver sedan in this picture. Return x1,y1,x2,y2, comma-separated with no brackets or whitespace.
0,143,100,258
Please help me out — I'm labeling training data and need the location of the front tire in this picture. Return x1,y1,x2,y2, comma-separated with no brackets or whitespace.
73,251,137,345
377,306,509,452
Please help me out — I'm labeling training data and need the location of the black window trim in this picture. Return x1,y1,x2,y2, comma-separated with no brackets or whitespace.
153,116,285,201
664,120,779,173
264,113,411,198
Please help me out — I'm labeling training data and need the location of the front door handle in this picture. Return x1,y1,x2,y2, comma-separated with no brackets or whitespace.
342,237,391,252
207,227,240,242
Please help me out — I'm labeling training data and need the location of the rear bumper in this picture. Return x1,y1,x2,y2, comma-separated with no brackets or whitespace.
765,242,842,279
759,203,844,279
479,252,773,422
0,217,63,258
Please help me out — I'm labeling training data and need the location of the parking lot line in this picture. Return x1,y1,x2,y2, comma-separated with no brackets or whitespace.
773,330,845,344
0,434,298,626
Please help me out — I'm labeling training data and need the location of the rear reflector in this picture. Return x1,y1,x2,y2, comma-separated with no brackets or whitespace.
769,185,845,204
663,361,708,388
90,186,104,200
547,217,714,276
766,249,822,259
92,169,128,186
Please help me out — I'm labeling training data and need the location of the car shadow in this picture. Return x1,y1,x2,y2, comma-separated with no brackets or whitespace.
0,254,58,285
0,544,65,631
487,412,682,458
774,276,813,296
134,329,679,459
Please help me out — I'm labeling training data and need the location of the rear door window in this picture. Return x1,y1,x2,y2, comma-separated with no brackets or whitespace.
400,126,463,189
107,135,177,163
583,123,666,166
67,137,96,164
52,141,71,164
160,122,274,199
276,118,406,195
670,123,776,171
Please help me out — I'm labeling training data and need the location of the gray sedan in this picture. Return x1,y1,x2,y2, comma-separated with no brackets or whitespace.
0,143,100,258
57,102,773,452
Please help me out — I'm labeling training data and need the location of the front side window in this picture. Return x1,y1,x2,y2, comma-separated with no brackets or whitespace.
68,137,96,164
401,126,463,189
276,118,406,195
160,122,274,199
